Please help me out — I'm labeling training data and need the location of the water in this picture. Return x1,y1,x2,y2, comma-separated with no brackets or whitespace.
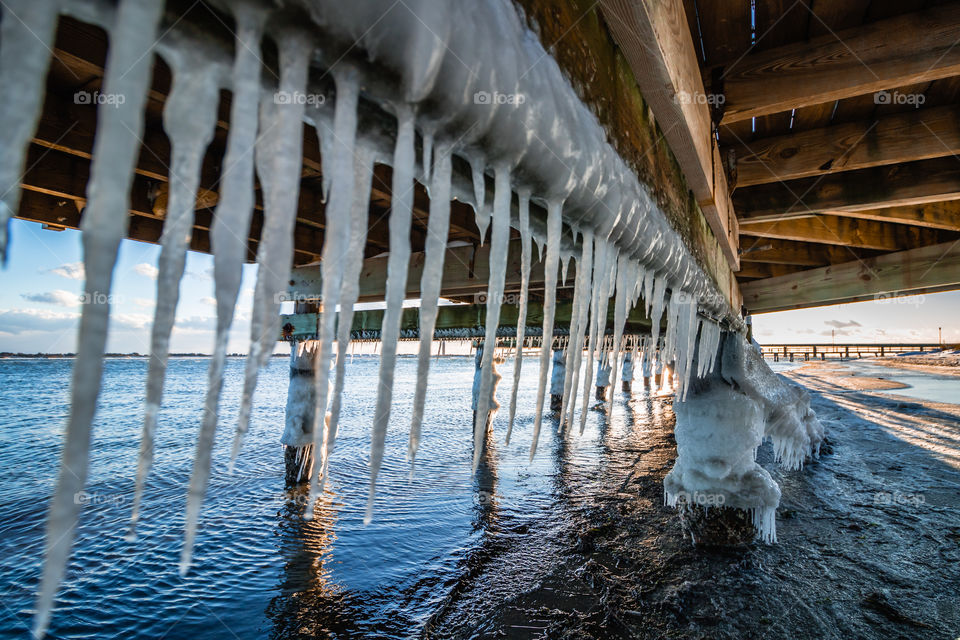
0,355,638,639
847,361,960,405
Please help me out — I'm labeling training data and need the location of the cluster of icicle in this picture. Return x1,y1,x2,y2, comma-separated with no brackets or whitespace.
5,0,745,636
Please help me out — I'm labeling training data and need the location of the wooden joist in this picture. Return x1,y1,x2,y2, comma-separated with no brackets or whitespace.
739,214,949,252
599,0,739,269
734,157,960,221
821,201,960,233
734,263,809,280
740,241,960,312
739,238,874,267
729,105,960,187
712,4,960,124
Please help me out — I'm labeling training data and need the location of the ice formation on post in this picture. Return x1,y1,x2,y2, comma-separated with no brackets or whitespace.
0,0,58,263
409,145,453,467
34,1,164,635
664,331,826,544
130,54,220,538
561,229,593,431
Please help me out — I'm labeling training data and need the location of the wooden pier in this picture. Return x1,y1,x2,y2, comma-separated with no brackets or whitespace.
760,343,946,361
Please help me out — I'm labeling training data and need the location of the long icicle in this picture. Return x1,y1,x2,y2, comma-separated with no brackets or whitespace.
184,29,311,574
34,1,163,635
231,29,313,469
561,229,593,433
365,105,416,524
580,241,616,434
504,188,532,445
0,0,58,263
185,0,265,563
408,144,453,468
319,145,375,492
606,254,632,413
471,162,512,472
129,59,219,539
529,198,562,460
304,66,362,520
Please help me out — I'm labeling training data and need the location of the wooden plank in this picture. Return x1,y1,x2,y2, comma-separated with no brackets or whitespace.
730,105,960,186
735,262,809,280
821,201,960,232
289,240,575,303
738,214,949,251
599,0,740,269
734,157,960,220
741,240,960,312
712,4,960,124
739,237,875,266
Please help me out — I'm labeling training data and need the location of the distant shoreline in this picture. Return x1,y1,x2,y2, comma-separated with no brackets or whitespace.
0,353,281,359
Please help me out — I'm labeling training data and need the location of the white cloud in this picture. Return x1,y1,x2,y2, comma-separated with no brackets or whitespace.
199,296,217,307
48,262,85,280
21,290,79,307
0,308,80,335
133,298,155,308
824,319,862,329
133,263,159,279
111,313,152,330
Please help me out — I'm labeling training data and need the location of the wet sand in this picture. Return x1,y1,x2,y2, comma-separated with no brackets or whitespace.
427,369,960,639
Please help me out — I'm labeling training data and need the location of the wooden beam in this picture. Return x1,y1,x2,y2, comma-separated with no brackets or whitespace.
734,157,960,221
730,105,960,187
735,263,809,280
739,214,949,251
712,4,960,124
741,241,960,312
820,201,960,233
599,0,740,269
289,239,573,303
739,238,875,267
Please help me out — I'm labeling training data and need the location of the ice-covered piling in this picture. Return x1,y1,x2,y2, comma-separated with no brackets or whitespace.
550,348,566,412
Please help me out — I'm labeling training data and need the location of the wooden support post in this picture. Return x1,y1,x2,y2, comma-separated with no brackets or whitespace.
282,301,320,487
550,348,566,412
621,351,634,393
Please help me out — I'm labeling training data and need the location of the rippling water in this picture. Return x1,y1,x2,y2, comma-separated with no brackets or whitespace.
0,354,651,639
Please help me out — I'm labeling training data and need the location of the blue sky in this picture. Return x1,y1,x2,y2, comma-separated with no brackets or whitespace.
1,218,957,353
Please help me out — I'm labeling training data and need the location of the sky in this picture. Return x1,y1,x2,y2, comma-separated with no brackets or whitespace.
1,218,957,353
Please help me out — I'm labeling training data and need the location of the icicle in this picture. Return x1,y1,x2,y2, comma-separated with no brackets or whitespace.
649,276,667,355
606,254,632,413
469,154,490,242
408,144,453,468
365,105,416,524
184,29,311,574
319,145,375,491
422,130,434,184
505,189,532,445
530,198,562,460
129,58,219,539
231,30,312,469
560,229,593,432
642,269,654,317
560,253,571,287
578,238,613,434
305,67,362,521
0,0,58,263
35,1,163,635
472,162,512,472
